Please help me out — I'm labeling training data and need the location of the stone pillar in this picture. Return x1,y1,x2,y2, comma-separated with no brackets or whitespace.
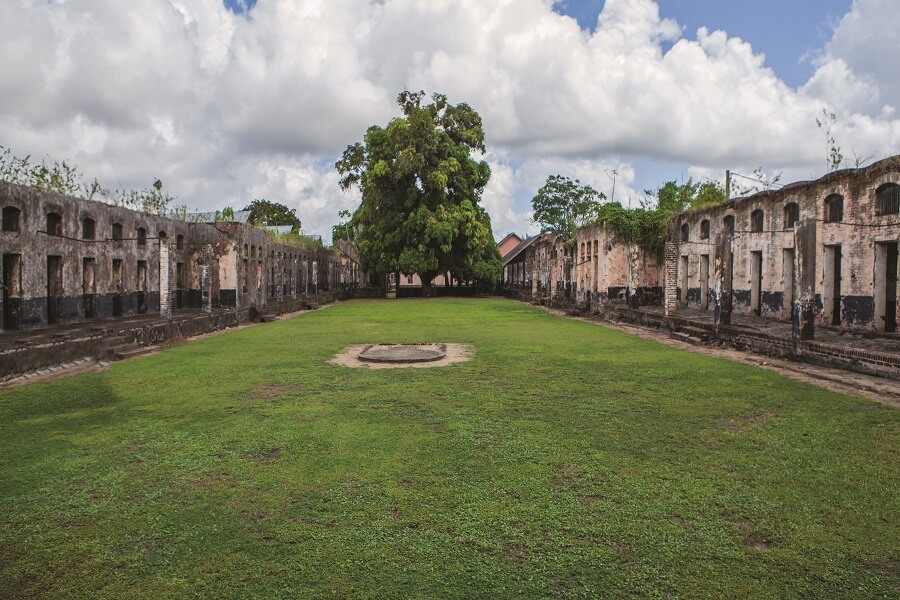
792,218,817,352
663,241,678,317
713,234,733,326
200,264,211,313
628,245,640,310
159,238,174,319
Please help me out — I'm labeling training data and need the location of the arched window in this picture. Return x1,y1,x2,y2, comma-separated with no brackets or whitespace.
2,206,20,232
824,194,843,223
875,183,900,216
700,219,710,239
723,215,735,234
680,223,689,242
176,234,184,249
158,230,167,239
750,209,764,233
82,217,96,240
46,212,62,236
137,227,147,246
112,222,123,241
783,203,799,229
251,245,256,258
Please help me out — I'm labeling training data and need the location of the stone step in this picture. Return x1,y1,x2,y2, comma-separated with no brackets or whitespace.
669,331,706,346
114,345,156,361
679,325,712,341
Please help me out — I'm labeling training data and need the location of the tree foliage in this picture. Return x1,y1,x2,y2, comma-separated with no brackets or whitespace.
336,91,501,288
242,199,302,232
653,178,726,212
591,179,727,259
530,175,605,241
331,209,354,246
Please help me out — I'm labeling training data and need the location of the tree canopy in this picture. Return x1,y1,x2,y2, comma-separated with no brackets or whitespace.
336,91,501,289
530,175,605,241
242,199,302,232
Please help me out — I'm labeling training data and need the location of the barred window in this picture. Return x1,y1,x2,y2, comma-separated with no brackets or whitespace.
137,227,147,246
875,183,900,216
824,194,843,222
783,203,799,229
2,206,20,232
46,212,62,236
750,209,764,233
82,217,96,240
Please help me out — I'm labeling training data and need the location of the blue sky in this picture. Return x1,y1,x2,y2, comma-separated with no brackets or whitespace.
555,0,853,88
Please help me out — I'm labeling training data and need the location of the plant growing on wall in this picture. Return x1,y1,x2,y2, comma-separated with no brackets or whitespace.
0,144,177,216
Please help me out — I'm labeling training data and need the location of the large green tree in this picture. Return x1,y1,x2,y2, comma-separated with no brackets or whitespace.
242,199,302,232
530,175,605,241
336,91,501,290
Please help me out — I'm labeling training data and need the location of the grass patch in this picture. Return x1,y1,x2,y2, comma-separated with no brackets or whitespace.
1,298,897,598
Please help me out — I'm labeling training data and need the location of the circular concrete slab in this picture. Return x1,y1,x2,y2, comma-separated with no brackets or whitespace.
358,344,447,364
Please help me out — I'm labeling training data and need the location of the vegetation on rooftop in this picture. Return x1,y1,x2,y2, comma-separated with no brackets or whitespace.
0,143,181,216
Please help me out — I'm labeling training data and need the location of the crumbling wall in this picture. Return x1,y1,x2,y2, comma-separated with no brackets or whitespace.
670,155,900,331
0,182,352,332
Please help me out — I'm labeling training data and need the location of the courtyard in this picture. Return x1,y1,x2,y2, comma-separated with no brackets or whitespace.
0,298,897,598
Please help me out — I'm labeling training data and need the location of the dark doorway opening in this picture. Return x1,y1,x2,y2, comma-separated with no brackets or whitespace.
112,259,124,317
887,243,898,332
176,262,185,309
2,254,22,330
47,255,62,325
825,245,842,326
700,254,709,309
137,260,147,314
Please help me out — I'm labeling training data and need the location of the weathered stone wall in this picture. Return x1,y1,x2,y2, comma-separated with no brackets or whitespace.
514,226,662,309
671,156,900,331
0,182,354,331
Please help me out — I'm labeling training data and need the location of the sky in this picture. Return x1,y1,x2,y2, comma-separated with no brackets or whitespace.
1,0,898,241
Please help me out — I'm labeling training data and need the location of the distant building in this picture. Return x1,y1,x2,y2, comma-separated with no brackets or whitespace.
498,232,523,259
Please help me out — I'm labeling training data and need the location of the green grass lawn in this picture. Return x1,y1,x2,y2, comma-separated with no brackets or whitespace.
1,298,897,598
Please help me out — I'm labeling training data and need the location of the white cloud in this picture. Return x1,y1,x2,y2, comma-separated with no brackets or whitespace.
0,0,897,239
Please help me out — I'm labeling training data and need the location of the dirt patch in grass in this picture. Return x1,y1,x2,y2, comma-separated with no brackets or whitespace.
246,447,281,462
718,411,773,433
722,514,776,551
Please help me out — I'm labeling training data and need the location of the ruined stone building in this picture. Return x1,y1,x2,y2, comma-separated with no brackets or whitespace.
502,228,662,309
669,155,900,333
0,182,362,332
